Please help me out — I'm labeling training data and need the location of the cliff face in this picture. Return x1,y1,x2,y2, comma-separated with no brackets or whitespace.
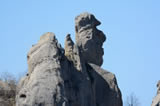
16,12,123,106
152,81,160,106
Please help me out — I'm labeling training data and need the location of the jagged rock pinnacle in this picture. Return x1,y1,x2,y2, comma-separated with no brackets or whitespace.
16,13,122,106
75,12,106,66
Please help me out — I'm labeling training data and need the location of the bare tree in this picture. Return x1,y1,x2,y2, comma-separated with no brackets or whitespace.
0,71,26,106
0,71,17,84
125,93,140,106
0,71,17,106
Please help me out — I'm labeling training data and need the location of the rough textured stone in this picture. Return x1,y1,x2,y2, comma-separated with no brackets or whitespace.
87,63,122,106
64,34,82,71
16,12,122,106
75,12,106,66
64,34,74,61
17,32,64,106
152,80,160,106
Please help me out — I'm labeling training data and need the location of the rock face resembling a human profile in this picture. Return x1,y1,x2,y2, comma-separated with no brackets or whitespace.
16,12,123,106
75,13,106,66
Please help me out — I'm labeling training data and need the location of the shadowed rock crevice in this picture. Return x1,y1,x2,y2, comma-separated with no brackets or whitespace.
16,12,122,106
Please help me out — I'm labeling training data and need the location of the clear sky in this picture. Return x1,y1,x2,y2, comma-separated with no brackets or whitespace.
0,0,160,106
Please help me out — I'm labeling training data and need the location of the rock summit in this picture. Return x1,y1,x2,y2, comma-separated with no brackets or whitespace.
16,12,122,106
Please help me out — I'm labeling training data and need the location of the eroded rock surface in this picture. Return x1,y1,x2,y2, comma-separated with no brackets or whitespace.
75,12,106,66
16,12,122,106
152,81,160,106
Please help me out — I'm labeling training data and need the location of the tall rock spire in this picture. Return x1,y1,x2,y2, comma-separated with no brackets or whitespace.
16,13,122,106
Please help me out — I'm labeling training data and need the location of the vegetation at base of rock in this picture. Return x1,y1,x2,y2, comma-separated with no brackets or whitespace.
0,72,17,106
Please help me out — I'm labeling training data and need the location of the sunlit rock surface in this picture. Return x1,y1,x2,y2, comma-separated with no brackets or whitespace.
16,12,122,106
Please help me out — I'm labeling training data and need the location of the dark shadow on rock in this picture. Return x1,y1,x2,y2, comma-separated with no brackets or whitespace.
86,64,123,106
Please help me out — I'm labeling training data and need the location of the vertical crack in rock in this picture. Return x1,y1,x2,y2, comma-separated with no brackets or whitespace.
16,12,123,106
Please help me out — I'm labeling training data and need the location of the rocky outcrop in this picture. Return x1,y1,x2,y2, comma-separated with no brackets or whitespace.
75,13,106,66
152,81,160,106
16,12,122,106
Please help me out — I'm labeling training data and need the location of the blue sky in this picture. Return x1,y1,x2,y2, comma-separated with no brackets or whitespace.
0,0,160,105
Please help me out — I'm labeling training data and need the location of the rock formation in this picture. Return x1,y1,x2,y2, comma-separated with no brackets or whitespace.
75,13,106,66
152,80,160,106
16,12,122,106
